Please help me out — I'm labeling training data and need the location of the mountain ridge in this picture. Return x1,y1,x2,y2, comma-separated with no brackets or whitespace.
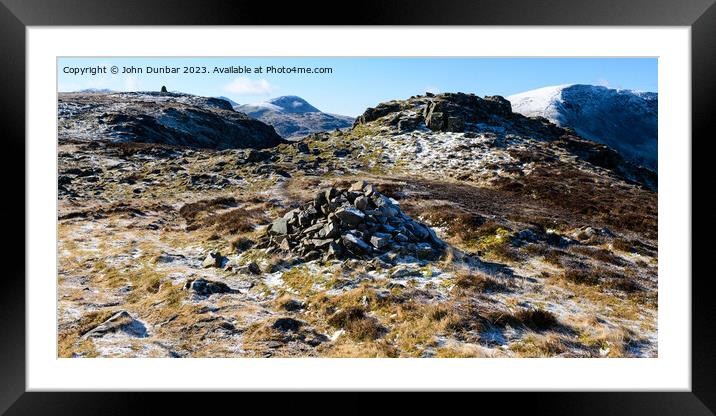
235,95,354,139
508,84,657,170
58,91,285,149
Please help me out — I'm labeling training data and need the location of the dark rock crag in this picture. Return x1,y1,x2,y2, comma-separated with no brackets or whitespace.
353,92,566,139
58,91,285,149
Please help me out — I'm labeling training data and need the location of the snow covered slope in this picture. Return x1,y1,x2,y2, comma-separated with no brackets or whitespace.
216,95,240,107
508,84,657,170
235,96,353,139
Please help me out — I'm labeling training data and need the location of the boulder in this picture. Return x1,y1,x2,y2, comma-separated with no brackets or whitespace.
354,195,370,210
185,278,233,296
271,317,303,332
82,311,148,339
335,207,365,226
239,261,261,275
245,149,272,163
202,251,224,268
370,233,391,249
416,242,435,259
349,180,367,192
318,222,339,239
391,266,423,279
271,218,289,235
342,233,373,255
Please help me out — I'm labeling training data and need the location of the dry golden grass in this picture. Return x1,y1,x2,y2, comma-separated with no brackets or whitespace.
561,266,643,294
509,333,568,357
483,308,560,332
58,309,118,358
453,270,508,293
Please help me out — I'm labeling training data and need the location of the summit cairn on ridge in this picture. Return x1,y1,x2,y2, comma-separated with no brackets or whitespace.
257,181,446,263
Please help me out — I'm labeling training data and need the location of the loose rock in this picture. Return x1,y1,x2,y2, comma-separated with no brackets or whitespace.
184,278,233,296
256,182,445,262
202,251,224,268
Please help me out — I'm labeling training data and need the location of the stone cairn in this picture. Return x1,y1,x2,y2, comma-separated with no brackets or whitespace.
257,181,446,263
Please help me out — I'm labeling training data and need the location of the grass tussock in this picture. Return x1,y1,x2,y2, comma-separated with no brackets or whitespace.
562,267,643,293
281,266,325,296
434,344,494,358
543,250,565,266
570,246,624,266
179,196,270,234
197,207,265,234
509,333,568,357
179,196,237,221
405,203,485,237
485,308,559,332
577,325,639,358
327,307,383,341
563,269,601,286
385,300,471,356
453,270,508,293
274,294,304,312
321,341,399,358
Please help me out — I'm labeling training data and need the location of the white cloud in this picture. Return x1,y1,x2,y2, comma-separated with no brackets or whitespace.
124,76,140,91
223,77,276,95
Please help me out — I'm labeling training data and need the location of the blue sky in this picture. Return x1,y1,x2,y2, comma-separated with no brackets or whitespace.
58,57,657,117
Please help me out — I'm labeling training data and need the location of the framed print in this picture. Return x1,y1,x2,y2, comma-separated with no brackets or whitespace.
2,0,713,413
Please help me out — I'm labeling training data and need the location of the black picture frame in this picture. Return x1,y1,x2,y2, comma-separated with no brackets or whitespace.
1,0,711,413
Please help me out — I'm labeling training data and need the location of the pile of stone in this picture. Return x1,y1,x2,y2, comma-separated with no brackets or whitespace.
257,181,446,262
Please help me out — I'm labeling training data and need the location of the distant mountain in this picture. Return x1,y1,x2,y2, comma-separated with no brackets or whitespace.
235,96,354,139
77,88,114,93
216,96,240,107
508,84,657,170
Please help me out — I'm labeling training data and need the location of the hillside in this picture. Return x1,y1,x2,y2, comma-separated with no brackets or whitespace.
57,91,658,359
58,91,285,149
508,84,657,170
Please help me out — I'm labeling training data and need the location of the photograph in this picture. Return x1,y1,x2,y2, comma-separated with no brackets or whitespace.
3,0,709,407
56,57,659,359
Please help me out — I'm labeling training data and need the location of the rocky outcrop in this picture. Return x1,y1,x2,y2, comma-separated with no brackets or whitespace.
353,101,404,126
348,91,656,191
256,181,446,262
82,311,148,339
352,92,564,139
554,135,657,190
58,91,285,149
424,94,512,132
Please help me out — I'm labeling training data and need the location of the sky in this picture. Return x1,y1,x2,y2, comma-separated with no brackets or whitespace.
58,57,657,117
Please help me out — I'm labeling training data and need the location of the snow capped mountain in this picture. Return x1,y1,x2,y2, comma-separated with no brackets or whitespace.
215,95,240,107
235,96,353,139
508,84,657,170
237,95,322,116
76,88,115,93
